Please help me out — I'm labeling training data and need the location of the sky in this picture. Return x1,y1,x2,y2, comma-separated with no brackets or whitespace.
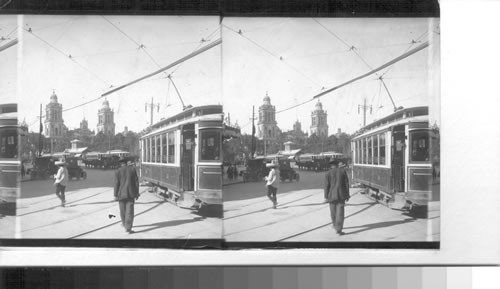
222,17,440,135
0,15,18,104
18,15,221,133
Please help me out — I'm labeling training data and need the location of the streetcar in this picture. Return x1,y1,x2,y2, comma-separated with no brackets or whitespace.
296,152,343,171
0,103,21,216
350,106,439,211
139,105,224,214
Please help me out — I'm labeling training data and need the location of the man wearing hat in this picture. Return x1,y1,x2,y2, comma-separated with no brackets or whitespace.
324,158,350,235
114,156,140,234
265,161,279,209
54,159,69,207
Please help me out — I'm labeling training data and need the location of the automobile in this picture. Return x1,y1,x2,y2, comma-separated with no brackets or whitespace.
29,156,58,180
278,159,300,182
242,158,269,182
65,157,87,180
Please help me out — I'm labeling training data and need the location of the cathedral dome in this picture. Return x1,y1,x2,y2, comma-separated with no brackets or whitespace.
50,90,58,103
263,92,271,105
102,99,110,109
315,100,323,111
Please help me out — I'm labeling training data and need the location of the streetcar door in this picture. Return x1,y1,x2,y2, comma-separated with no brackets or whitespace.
181,124,195,191
392,125,406,192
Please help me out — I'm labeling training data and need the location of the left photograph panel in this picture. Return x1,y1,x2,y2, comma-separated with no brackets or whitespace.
17,15,223,242
0,15,20,238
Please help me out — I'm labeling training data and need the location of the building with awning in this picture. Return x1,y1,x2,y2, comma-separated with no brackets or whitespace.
64,147,89,158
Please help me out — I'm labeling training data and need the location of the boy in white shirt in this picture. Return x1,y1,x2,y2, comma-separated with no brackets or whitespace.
265,162,279,209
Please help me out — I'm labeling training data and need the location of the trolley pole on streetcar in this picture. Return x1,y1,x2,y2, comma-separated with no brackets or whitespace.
358,98,372,127
145,97,160,127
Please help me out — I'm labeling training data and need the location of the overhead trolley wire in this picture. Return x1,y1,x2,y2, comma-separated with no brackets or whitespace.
313,18,424,111
23,27,112,87
223,24,323,88
101,38,222,97
276,41,429,115
0,26,17,42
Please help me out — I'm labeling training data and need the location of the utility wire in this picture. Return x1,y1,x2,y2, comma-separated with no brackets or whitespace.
223,24,322,88
23,27,112,87
0,26,17,41
170,25,221,76
102,16,162,69
276,41,429,115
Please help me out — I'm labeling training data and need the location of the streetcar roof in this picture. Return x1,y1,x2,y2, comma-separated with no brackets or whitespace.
352,115,429,140
149,105,222,129
142,110,223,138
352,106,429,139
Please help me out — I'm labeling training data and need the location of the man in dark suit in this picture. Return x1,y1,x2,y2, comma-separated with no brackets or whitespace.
114,157,140,234
324,159,350,235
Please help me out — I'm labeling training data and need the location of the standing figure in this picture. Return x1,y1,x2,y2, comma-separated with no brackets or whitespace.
54,160,69,207
233,164,238,180
265,162,279,209
114,157,140,234
324,159,350,235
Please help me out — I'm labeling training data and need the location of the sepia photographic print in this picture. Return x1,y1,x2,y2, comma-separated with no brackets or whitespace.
222,17,440,246
15,15,223,242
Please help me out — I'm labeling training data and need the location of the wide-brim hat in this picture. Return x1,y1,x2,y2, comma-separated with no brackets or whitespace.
55,160,66,166
329,159,340,165
119,156,128,163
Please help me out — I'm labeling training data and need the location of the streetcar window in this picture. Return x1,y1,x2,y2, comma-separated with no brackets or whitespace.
156,135,161,163
167,132,176,163
147,138,151,162
141,140,145,162
162,133,167,163
200,130,221,161
374,135,379,165
379,133,386,165
367,136,372,165
362,138,367,164
410,130,430,162
0,128,18,159
152,137,155,162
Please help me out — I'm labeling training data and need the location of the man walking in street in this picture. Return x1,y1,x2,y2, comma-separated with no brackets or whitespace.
114,156,140,234
324,159,350,235
265,161,279,209
54,160,69,207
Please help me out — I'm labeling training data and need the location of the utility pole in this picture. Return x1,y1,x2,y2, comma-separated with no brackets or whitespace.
38,104,43,156
251,106,256,158
358,97,372,127
145,97,160,127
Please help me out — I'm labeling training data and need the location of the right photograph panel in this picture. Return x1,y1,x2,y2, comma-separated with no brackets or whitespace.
222,17,440,246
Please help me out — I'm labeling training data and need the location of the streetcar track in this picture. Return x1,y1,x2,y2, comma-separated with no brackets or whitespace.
19,187,112,207
276,202,378,241
224,202,330,237
70,202,204,238
223,193,316,221
17,189,111,217
20,189,149,233
69,201,166,239
226,195,375,239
